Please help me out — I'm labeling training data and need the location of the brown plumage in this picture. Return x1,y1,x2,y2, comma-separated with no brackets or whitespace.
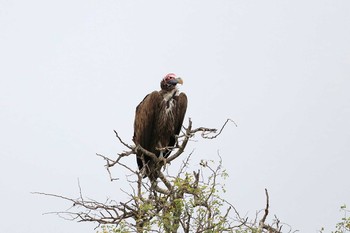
133,73,188,180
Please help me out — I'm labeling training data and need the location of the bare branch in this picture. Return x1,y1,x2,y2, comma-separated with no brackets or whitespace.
199,118,237,139
260,188,269,226
96,153,119,181
113,130,133,150
258,189,282,233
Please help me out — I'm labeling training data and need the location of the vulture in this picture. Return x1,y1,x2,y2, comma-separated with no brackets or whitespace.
133,73,188,180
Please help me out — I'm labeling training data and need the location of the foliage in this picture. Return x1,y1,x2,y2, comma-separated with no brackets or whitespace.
320,205,350,233
97,159,238,232
95,157,286,233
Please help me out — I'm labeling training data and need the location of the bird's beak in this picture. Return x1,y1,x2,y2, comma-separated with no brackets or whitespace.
176,77,183,85
168,77,184,85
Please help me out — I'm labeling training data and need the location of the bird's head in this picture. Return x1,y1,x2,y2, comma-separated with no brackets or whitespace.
160,73,184,91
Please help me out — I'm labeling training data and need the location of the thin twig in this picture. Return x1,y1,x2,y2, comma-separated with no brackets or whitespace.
200,118,237,139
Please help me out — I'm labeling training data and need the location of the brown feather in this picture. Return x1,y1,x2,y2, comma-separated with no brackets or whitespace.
133,91,162,172
133,88,188,180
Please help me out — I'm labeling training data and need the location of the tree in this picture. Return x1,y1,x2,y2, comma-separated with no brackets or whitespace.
34,119,292,233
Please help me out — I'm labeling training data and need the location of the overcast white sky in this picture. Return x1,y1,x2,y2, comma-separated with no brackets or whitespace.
1,1,350,232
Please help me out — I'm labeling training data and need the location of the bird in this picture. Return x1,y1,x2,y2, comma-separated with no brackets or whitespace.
133,73,188,180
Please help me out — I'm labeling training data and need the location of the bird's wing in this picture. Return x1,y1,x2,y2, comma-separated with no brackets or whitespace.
175,92,188,135
133,91,162,151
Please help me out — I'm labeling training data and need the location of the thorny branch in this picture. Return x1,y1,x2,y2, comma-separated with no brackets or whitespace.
34,118,292,232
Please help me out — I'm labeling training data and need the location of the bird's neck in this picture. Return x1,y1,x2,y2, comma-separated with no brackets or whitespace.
161,88,178,101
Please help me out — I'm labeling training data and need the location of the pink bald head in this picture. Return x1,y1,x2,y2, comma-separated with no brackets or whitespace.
160,73,183,90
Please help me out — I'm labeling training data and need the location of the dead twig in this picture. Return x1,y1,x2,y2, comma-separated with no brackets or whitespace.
258,189,282,233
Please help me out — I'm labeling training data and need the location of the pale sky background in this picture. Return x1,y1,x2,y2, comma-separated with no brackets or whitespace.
1,1,350,232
